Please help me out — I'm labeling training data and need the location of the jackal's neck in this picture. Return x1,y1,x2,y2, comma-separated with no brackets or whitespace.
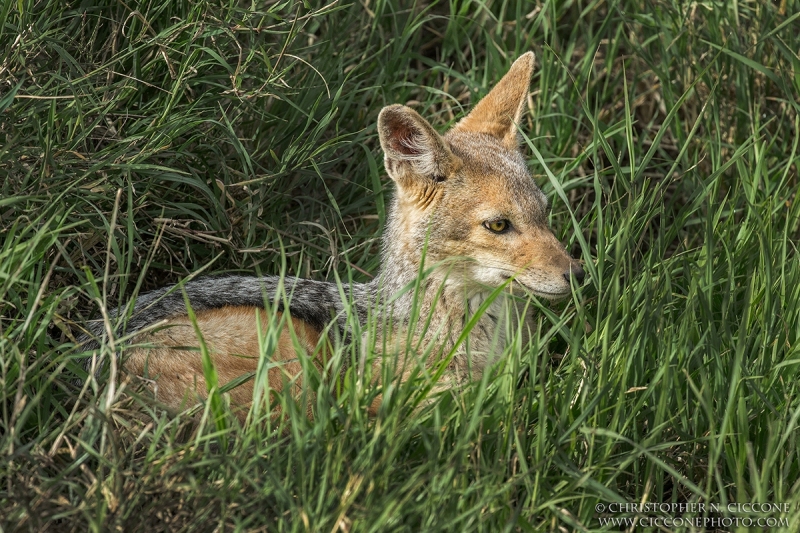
374,201,448,310
371,263,505,375
371,209,503,364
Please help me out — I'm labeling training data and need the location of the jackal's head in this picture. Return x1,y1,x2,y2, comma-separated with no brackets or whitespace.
377,52,584,300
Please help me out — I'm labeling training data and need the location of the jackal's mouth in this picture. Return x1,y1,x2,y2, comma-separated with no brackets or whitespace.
507,278,570,301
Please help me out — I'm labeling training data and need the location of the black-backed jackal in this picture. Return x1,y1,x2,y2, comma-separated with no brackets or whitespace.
81,52,585,420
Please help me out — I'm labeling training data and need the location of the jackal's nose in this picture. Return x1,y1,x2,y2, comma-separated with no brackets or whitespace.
564,264,585,284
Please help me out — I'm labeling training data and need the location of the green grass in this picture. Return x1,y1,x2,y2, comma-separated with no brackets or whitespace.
2,0,800,531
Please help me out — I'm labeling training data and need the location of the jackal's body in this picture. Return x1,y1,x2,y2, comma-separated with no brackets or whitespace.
82,52,583,419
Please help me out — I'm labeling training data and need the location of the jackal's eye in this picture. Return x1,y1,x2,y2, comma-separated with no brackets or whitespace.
484,219,510,234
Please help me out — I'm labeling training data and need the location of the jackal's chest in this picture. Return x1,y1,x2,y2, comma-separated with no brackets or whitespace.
407,291,518,373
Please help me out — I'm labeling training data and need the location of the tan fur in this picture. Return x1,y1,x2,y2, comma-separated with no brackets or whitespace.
125,307,327,421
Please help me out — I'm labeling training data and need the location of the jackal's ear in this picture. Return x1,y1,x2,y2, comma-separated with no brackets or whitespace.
378,104,458,184
453,52,535,150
